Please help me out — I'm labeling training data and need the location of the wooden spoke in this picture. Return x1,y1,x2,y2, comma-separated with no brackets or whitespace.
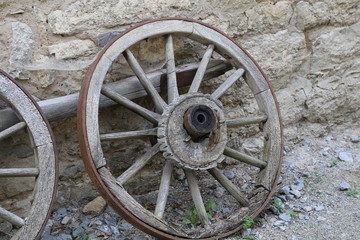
101,86,160,124
123,49,167,113
154,161,173,218
117,143,160,185
208,168,249,206
0,168,39,177
226,115,268,128
0,122,26,141
224,147,267,169
189,44,215,93
165,35,179,103
184,169,209,226
100,128,157,141
0,206,25,227
211,68,245,100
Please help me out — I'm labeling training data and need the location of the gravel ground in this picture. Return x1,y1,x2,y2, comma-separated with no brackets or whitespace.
42,126,359,240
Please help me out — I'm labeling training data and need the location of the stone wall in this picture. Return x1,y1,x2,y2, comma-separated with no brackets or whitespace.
0,0,359,205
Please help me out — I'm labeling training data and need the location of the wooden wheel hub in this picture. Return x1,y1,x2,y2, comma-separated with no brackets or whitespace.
158,93,227,170
183,104,216,141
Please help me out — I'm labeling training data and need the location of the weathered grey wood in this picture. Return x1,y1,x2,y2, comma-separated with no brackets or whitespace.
0,122,26,140
100,128,157,141
189,44,215,93
0,60,230,132
211,68,245,99
154,161,173,218
80,19,282,237
224,147,267,169
85,56,113,169
123,49,166,113
165,35,179,103
226,115,268,128
0,74,51,147
208,168,249,206
117,144,160,184
184,169,209,226
254,89,282,190
98,167,187,237
0,207,25,227
0,72,58,240
0,168,39,177
101,86,160,125
16,142,57,240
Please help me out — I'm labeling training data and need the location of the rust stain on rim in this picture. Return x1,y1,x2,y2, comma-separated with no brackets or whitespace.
78,17,284,240
0,69,60,240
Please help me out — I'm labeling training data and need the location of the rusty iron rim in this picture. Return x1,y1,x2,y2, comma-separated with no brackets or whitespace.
0,69,59,240
78,17,284,240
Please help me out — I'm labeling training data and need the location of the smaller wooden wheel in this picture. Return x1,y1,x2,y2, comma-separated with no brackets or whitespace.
0,70,58,240
79,18,283,239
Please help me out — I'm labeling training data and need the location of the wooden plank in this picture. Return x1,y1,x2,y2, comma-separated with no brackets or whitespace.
0,60,230,132
184,169,209,226
224,147,267,169
189,44,215,93
98,167,188,237
154,161,173,218
0,122,26,141
0,207,25,227
100,128,157,141
226,115,268,128
165,34,179,103
101,86,160,124
117,144,160,184
123,49,166,113
208,168,249,206
211,68,244,99
0,168,39,177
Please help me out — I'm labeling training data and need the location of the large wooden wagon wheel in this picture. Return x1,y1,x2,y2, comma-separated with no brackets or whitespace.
0,70,58,239
78,18,283,239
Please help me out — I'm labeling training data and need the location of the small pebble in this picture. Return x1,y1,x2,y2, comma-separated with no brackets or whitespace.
339,181,351,191
110,226,120,235
274,220,284,226
317,216,326,221
72,226,85,238
302,140,311,147
350,136,360,143
98,225,111,233
290,189,302,198
315,205,325,211
222,207,232,214
223,170,235,180
61,216,72,225
57,233,72,240
284,146,291,153
338,152,353,162
303,206,312,212
215,187,225,198
119,222,133,230
279,213,291,222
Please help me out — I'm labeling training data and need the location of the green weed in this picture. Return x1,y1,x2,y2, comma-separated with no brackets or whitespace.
328,160,338,167
347,189,359,197
289,210,296,218
272,197,284,214
182,200,217,228
237,235,256,240
242,216,254,230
